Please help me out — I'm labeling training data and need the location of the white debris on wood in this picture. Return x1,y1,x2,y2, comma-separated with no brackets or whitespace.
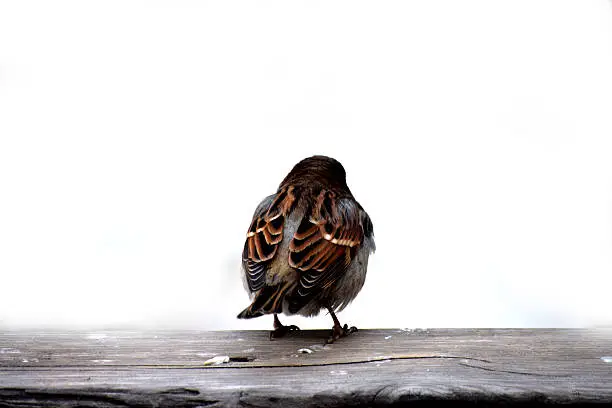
85,333,108,340
202,355,230,366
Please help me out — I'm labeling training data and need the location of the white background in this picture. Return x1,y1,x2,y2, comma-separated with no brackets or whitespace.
1,1,611,330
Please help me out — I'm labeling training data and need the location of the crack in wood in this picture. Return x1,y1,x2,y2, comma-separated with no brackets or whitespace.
196,354,494,369
0,388,219,407
458,362,573,378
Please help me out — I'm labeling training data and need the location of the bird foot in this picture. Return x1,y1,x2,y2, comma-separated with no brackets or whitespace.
326,323,358,344
269,324,300,340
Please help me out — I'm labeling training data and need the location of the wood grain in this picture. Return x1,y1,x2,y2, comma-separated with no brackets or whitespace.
1,329,611,407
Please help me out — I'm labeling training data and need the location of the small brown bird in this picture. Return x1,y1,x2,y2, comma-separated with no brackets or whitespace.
237,155,375,343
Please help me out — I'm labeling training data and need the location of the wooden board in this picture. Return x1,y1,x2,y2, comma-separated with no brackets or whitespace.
1,329,611,407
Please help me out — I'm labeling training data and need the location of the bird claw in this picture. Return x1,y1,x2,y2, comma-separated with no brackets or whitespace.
326,324,358,344
269,324,300,340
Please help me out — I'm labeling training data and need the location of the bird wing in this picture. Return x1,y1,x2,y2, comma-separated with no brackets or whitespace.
242,186,296,292
288,189,364,305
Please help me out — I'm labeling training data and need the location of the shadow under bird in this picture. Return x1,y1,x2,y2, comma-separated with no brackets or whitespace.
237,155,375,343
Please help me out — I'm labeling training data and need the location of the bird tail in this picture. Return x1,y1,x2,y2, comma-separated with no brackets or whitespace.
237,283,291,319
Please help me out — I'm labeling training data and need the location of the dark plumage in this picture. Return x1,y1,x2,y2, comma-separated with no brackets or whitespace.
237,155,375,343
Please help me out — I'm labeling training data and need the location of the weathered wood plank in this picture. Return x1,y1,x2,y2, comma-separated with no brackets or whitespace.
1,329,611,407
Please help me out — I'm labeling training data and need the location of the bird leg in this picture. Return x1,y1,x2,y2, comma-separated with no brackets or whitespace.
326,306,358,344
269,314,300,340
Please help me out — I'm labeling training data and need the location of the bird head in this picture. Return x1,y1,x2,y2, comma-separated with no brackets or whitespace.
279,155,349,193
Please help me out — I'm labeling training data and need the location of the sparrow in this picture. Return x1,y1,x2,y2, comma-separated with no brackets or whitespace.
237,155,375,343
